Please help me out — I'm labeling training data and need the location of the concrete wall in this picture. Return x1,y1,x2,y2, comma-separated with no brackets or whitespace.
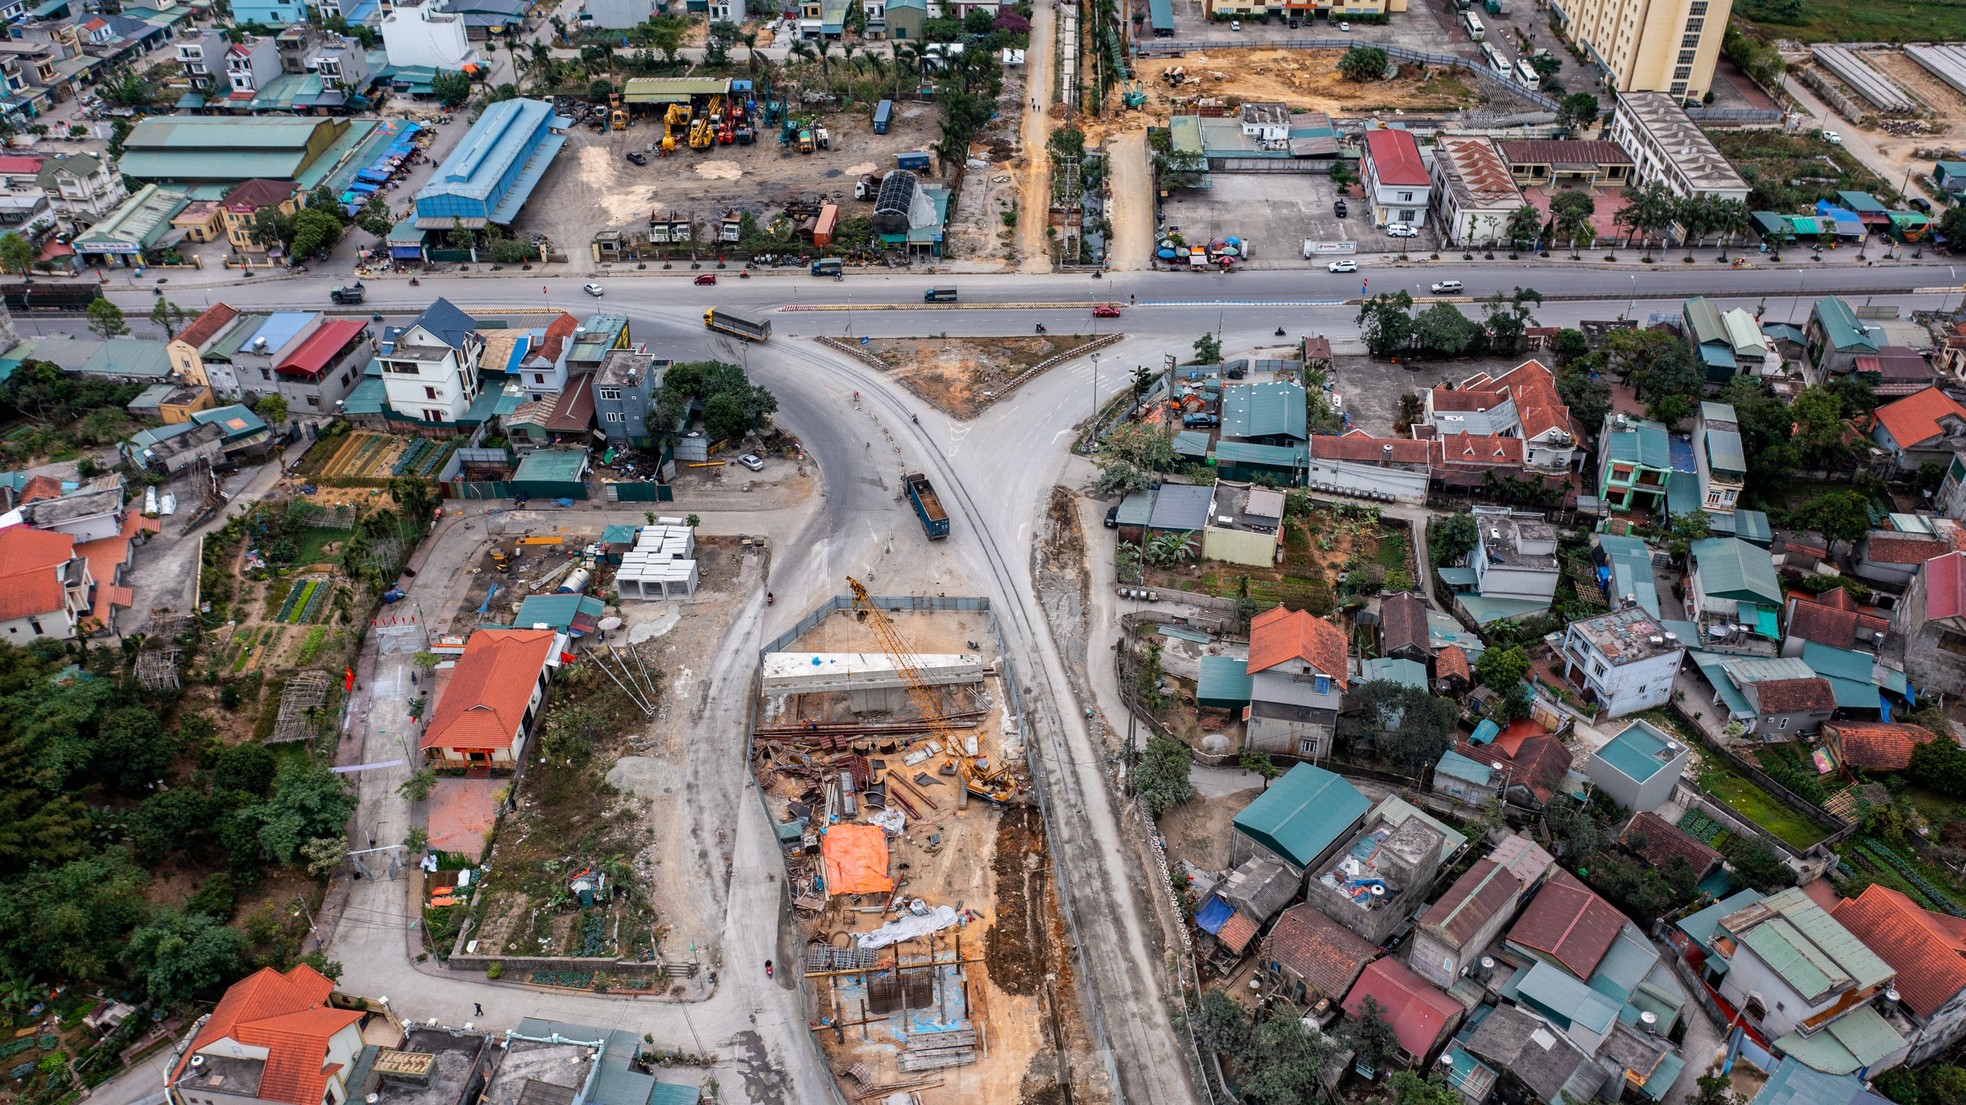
1301,457,1429,504
1203,525,1278,568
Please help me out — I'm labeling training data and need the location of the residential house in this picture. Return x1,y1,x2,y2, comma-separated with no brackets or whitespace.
1749,1058,1894,1105
1782,589,1888,658
1430,360,1579,473
1498,139,1634,190
564,313,632,374
1740,675,1838,737
171,202,223,245
1821,722,1940,774
1608,93,1752,203
1439,507,1561,625
1431,749,1496,805
1584,719,1689,813
1408,832,1553,988
1853,522,1954,590
1458,719,1576,807
71,185,189,267
593,348,666,448
1695,401,1747,514
1197,855,1300,962
309,41,370,105
1228,762,1370,872
1683,298,1770,385
505,377,596,449
13,475,127,542
275,319,372,417
1429,133,1524,248
1623,811,1725,885
1854,347,1936,398
176,28,220,94
1507,868,1628,981
1936,161,1966,199
1361,128,1429,229
1711,887,1907,1075
1833,884,1966,1066
1201,483,1286,568
1872,387,1966,471
1888,551,1966,695
1303,433,1431,503
1807,297,1881,377
1799,639,1905,720
1688,536,1783,640
1340,957,1463,1068
1379,592,1429,663
1261,902,1378,1012
344,1027,495,1105
585,0,663,27
380,299,485,427
0,524,92,640
1243,605,1349,759
168,303,243,397
1559,607,1685,717
415,98,568,230
0,153,50,232
1597,413,1674,514
36,152,125,227
1424,379,1515,437
1595,533,1665,617
231,0,310,24
221,35,281,103
381,3,477,71
419,627,561,766
884,0,927,38
1304,797,1459,945
219,179,299,258
512,313,578,401
1428,431,1528,490
1463,1002,1605,1105
165,965,365,1105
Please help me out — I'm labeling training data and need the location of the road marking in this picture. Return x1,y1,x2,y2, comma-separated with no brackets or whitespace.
1049,427,1074,444
1139,299,1349,307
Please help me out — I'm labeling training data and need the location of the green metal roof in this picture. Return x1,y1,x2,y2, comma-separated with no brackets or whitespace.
1691,651,1755,718
1710,509,1772,546
1197,654,1254,707
1604,418,1672,470
1435,749,1494,786
1726,887,1895,1000
78,337,175,378
1771,1004,1906,1075
1361,657,1427,690
1684,296,1727,347
1705,430,1746,477
1812,297,1877,353
1515,960,1621,1035
1592,720,1680,784
513,449,587,483
1212,440,1308,467
1231,762,1368,868
1676,889,1762,955
1692,537,1782,607
1459,595,1551,625
1220,381,1307,441
1836,190,1887,215
1637,1052,1685,1101
1172,429,1211,458
1753,1058,1886,1105
1115,489,1154,527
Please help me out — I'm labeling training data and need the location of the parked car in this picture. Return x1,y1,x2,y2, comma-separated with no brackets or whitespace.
1430,279,1465,293
1230,19,1241,30
583,282,605,296
1339,21,1351,30
1911,196,1933,213
625,150,647,165
1385,222,1418,238
1823,130,1842,145
1093,304,1122,317
1104,505,1119,529
1328,259,1358,273
737,454,765,471
1334,199,1349,217
694,273,717,285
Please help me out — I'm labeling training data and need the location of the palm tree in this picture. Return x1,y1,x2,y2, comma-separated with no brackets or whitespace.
1710,197,1750,262
893,43,921,101
740,30,759,76
1675,194,1710,263
1622,182,1673,261
1556,204,1590,259
837,41,858,98
859,52,889,96
1504,203,1541,253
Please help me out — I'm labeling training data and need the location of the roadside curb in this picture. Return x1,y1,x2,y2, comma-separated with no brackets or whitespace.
783,300,1124,311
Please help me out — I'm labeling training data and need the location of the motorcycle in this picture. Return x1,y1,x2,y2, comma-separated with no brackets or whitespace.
1035,323,1047,334
1275,327,1287,336
739,270,750,278
765,960,774,977
409,277,420,286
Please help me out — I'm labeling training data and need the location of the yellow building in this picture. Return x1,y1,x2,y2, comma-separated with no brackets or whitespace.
157,385,217,424
1551,0,1732,102
170,201,224,244
219,178,300,257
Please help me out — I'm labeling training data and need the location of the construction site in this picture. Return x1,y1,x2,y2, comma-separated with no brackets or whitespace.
751,583,1094,1102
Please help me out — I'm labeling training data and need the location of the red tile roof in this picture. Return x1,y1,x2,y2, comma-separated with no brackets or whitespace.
1434,643,1471,684
1342,956,1461,1061
1926,552,1966,622
0,155,44,175
17,475,62,504
1866,531,1949,565
542,374,595,433
1826,721,1940,771
1461,730,1572,804
1833,885,1966,1019
1430,387,1510,412
1309,431,1433,465
0,525,76,622
1431,432,1525,470
1267,903,1378,1000
1784,596,1887,651
1496,139,1632,168
1218,911,1259,955
1747,676,1836,714
170,965,362,1105
1419,858,1524,947
421,628,557,752
525,312,579,367
1248,606,1349,686
1622,811,1723,878
1365,129,1429,187
1492,359,1573,443
222,178,298,214
1380,592,1428,657
1507,869,1623,979
177,302,240,350
276,319,366,380
1874,386,1966,450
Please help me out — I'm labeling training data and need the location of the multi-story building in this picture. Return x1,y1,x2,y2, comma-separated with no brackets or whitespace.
1597,412,1674,513
1243,605,1349,760
1428,134,1524,248
275,319,373,417
1887,551,1966,697
1464,507,1561,604
1584,719,1689,813
1559,607,1685,717
166,965,366,1105
1834,885,1966,1067
309,41,369,101
1688,536,1782,640
222,35,280,102
219,178,299,257
1362,128,1430,229
1694,401,1746,514
593,349,667,448
36,152,126,226
1608,92,1751,203
175,30,220,94
1550,0,1733,101
0,524,93,641
380,2,477,71
1408,834,1553,988
380,298,484,426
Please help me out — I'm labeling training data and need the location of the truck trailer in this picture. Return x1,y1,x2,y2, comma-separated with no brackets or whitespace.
702,308,772,342
903,472,951,539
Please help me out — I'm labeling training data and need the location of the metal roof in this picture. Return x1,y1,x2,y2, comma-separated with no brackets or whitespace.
1434,749,1493,786
1232,762,1369,868
1812,297,1878,353
1515,960,1622,1035
417,97,566,211
1722,887,1895,1000
1221,381,1308,441
1692,537,1783,607
1770,1004,1906,1075
1147,482,1214,532
1197,654,1253,706
1360,656,1427,690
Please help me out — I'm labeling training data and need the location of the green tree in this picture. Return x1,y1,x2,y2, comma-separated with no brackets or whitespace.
1357,291,1415,359
1551,190,1596,259
86,298,129,340
1191,988,1253,1056
1340,681,1458,775
354,195,394,238
211,742,277,797
1428,511,1479,566
129,788,217,863
1337,45,1389,83
1692,1070,1747,1105
1241,1007,1339,1105
963,6,995,33
1557,366,1611,433
0,232,33,276
254,394,289,428
149,296,191,340
397,768,437,802
431,69,472,108
1413,301,1479,358
1192,332,1222,364
95,705,177,793
1389,1071,1462,1105
1676,193,1713,262
1722,832,1795,892
124,908,247,1005
1559,91,1601,131
1093,423,1178,496
235,760,357,865
1942,206,1966,255
287,207,345,261
1476,644,1532,718
1504,203,1543,251
1630,342,1705,426
1131,732,1194,817
1480,286,1542,354
1790,489,1872,549
1238,748,1282,786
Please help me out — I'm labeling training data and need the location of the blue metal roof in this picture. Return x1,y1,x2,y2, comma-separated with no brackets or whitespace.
412,298,478,352
247,311,317,356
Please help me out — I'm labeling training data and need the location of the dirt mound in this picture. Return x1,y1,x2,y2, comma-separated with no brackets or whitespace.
986,805,1048,996
861,335,1099,419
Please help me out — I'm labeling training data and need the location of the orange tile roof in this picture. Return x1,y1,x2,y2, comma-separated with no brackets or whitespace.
1248,606,1349,687
526,312,579,367
1493,359,1573,442
420,628,557,752
1833,885,1966,1018
1431,432,1525,470
0,525,76,622
1874,386,1966,450
1430,387,1509,412
1218,911,1259,955
1826,722,1940,771
177,302,240,349
17,475,61,503
171,965,362,1105
1435,643,1471,683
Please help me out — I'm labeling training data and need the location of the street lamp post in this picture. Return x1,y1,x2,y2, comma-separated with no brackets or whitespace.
1091,351,1101,425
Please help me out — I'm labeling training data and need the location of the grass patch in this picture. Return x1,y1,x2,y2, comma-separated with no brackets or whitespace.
1695,755,1832,852
1706,128,1897,212
291,527,348,567
1739,0,1966,43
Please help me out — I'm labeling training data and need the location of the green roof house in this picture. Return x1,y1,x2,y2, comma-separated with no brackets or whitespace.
1220,381,1308,445
1584,719,1689,813
1805,296,1878,376
1935,161,1966,198
886,0,927,41
1689,537,1783,640
1597,412,1673,513
1229,762,1369,872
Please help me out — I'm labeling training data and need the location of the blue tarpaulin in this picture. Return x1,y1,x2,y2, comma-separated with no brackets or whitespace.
1470,719,1501,745
1194,895,1233,935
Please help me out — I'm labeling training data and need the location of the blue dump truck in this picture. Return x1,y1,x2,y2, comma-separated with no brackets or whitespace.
873,99,893,134
904,472,950,539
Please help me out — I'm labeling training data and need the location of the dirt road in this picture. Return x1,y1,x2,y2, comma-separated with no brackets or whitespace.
1016,1,1058,271
1106,131,1153,271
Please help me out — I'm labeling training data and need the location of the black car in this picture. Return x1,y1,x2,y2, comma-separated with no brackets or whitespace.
1104,505,1119,529
1911,196,1933,213
1334,199,1349,218
625,150,648,166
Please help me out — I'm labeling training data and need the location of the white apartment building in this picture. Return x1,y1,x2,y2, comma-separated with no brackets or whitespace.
1609,92,1751,203
381,299,484,426
1560,607,1686,717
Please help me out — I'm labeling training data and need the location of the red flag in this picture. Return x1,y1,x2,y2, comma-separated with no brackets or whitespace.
345,667,355,691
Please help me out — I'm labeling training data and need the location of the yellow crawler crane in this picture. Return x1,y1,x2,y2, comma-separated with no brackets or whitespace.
845,577,1018,803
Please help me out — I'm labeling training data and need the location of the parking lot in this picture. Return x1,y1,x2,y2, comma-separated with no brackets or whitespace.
1160,173,1428,270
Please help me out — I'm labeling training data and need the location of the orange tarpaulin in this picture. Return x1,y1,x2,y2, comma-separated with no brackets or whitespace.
820,823,894,895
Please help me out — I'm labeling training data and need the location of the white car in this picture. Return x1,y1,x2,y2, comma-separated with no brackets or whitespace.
1230,19,1241,29
1328,259,1358,273
737,454,765,471
1823,130,1842,145
583,282,604,296
1430,280,1465,294
1384,222,1418,238
1339,21,1351,30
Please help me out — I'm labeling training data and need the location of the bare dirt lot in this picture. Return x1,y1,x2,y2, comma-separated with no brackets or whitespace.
861,334,1104,418
1126,52,1483,119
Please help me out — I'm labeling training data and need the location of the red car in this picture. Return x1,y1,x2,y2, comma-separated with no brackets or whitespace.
693,273,717,285
1092,304,1122,317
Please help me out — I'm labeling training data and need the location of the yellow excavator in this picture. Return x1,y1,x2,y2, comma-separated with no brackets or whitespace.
662,103,690,153
846,577,1019,804
688,111,714,149
608,92,627,130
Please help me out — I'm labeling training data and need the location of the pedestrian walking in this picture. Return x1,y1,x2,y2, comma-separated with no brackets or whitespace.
473,1003,483,1017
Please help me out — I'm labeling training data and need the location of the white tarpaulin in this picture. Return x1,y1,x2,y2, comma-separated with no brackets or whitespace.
852,905,962,949
868,808,906,834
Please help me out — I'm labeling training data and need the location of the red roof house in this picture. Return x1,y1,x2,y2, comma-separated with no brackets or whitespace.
1265,903,1378,1005
1248,606,1348,686
420,628,559,765
0,525,93,640
1872,387,1966,466
1822,721,1941,772
1832,884,1966,1057
276,319,369,380
1433,643,1471,688
1622,811,1724,882
1783,591,1888,654
1364,129,1429,188
1341,956,1463,1066
1504,868,1624,979
168,965,365,1105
